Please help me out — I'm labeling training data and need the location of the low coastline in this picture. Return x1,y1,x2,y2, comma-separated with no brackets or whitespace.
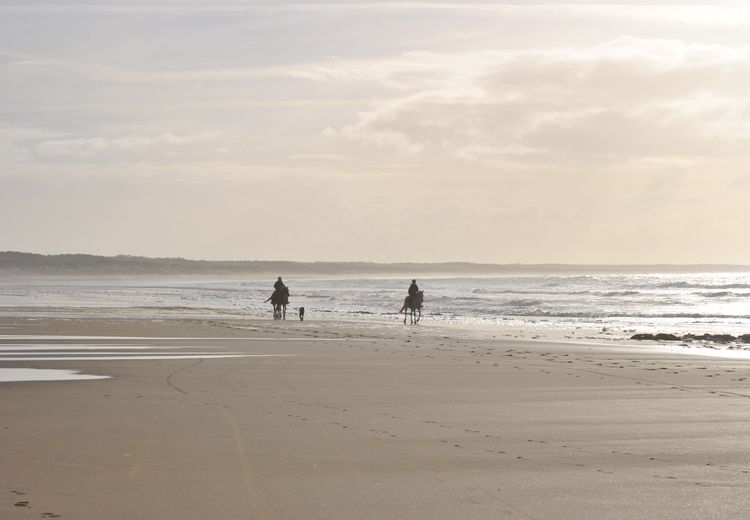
3,313,750,519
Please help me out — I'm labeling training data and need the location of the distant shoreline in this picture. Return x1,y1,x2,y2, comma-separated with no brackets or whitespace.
1,251,749,277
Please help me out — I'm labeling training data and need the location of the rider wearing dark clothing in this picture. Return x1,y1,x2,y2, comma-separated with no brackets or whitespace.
268,277,290,310
408,279,419,305
270,277,289,305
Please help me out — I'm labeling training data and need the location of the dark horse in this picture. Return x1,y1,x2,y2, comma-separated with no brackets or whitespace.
400,290,423,324
265,286,290,320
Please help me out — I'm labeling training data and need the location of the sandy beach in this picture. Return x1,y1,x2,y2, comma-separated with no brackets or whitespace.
2,315,750,519
6,0,750,516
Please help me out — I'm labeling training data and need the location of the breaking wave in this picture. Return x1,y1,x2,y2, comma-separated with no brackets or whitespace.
659,282,750,290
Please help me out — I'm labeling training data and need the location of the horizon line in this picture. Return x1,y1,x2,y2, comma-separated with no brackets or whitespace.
2,251,749,269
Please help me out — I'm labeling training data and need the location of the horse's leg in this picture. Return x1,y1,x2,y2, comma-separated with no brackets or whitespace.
282,304,286,320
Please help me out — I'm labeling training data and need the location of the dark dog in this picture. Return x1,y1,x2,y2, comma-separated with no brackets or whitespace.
299,307,305,321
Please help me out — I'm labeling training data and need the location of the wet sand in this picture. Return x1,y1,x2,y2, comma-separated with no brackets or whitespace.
2,316,750,519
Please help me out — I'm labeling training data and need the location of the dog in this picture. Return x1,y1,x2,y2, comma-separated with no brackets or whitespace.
299,306,305,321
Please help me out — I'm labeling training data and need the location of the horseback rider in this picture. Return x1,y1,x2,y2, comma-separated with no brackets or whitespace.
266,277,290,318
274,277,290,304
267,277,289,305
408,279,419,306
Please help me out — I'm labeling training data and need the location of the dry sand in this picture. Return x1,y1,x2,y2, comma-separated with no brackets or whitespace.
2,316,750,519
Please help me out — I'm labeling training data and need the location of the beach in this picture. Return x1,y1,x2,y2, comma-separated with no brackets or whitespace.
3,315,750,519
5,0,749,515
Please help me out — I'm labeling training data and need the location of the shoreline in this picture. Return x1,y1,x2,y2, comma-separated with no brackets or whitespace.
3,308,750,360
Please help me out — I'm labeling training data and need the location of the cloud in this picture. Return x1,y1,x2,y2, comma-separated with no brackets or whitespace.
318,38,750,169
0,129,226,166
33,132,221,158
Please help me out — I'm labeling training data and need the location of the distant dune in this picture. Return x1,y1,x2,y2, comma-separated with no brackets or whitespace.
1,251,748,277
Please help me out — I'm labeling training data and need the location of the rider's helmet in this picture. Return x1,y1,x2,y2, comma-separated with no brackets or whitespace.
412,279,416,284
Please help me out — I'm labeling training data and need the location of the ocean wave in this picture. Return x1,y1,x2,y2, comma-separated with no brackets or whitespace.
431,295,483,303
470,288,643,298
659,282,750,290
598,291,641,297
655,281,689,289
304,293,337,301
500,299,543,307
543,275,599,286
694,291,750,298
471,288,591,296
485,310,750,319
471,288,509,294
697,291,732,298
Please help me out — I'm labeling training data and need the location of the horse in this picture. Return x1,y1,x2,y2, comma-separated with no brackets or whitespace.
400,290,423,324
265,286,290,320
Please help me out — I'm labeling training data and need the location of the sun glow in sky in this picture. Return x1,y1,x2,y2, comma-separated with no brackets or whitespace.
2,1,749,263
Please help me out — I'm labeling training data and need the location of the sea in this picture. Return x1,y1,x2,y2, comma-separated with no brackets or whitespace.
2,272,750,336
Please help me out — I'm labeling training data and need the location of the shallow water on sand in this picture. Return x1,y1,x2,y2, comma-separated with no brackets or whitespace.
0,336,294,383
0,367,109,382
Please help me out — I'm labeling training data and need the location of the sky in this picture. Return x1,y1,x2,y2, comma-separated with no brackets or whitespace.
1,0,750,263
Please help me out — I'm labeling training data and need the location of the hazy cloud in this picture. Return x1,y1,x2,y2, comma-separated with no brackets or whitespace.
2,1,750,262
33,132,221,158
319,38,750,170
